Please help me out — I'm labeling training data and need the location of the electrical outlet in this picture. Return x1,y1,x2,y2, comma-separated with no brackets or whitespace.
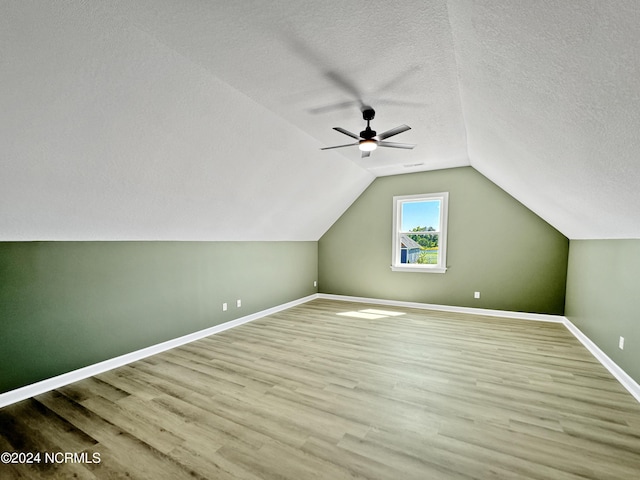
236,299,242,308
474,291,480,299
314,280,317,287
619,336,625,350
222,303,227,312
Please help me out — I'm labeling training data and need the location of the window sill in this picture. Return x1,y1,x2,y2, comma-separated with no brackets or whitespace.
390,265,447,274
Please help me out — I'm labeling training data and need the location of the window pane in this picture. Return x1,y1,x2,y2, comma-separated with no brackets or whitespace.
406,232,439,249
400,233,439,264
401,200,441,232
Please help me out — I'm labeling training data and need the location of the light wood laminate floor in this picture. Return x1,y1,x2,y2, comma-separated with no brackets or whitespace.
1,299,639,479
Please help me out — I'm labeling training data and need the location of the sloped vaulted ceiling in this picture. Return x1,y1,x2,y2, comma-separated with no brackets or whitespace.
1,1,639,241
448,1,640,240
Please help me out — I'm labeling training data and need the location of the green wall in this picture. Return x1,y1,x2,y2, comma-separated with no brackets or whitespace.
565,240,640,383
0,241,317,393
319,167,568,314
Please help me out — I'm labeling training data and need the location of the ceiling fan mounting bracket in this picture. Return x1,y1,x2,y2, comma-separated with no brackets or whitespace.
362,108,375,121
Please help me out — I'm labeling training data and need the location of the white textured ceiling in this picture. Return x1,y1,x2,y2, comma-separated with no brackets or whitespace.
1,1,639,240
448,0,640,240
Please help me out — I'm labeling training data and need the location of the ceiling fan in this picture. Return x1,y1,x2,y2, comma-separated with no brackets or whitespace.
321,107,416,158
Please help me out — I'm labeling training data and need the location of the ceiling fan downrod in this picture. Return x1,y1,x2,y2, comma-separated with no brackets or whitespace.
360,108,376,139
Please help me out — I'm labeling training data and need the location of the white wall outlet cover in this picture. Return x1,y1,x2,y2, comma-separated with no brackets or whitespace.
619,336,625,350
222,303,228,311
237,299,242,307
474,291,480,299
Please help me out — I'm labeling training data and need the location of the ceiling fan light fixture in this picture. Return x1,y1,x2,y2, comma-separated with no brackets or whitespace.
359,139,378,152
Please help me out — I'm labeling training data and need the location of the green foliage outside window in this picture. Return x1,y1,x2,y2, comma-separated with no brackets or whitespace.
407,226,439,248
407,226,439,264
417,249,438,264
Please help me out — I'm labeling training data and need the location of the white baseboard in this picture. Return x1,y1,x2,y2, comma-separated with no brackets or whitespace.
3,293,638,408
0,294,319,409
562,319,640,403
317,293,566,322
319,294,640,403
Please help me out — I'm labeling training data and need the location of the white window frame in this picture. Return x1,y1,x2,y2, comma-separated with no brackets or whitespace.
391,192,449,273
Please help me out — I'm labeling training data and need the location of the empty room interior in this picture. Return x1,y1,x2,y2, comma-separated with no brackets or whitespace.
1,1,640,479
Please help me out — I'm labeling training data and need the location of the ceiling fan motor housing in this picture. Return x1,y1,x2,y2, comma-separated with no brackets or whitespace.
360,127,377,139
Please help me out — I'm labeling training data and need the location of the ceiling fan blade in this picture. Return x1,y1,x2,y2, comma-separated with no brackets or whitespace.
377,124,411,140
309,100,361,115
361,150,371,158
378,141,416,149
325,71,365,107
371,65,422,95
320,142,359,150
375,99,425,109
333,127,361,139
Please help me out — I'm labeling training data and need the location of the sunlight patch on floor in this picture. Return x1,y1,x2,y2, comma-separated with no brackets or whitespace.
337,308,406,319
360,309,406,317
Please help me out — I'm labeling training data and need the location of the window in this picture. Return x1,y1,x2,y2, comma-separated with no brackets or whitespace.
391,192,449,273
